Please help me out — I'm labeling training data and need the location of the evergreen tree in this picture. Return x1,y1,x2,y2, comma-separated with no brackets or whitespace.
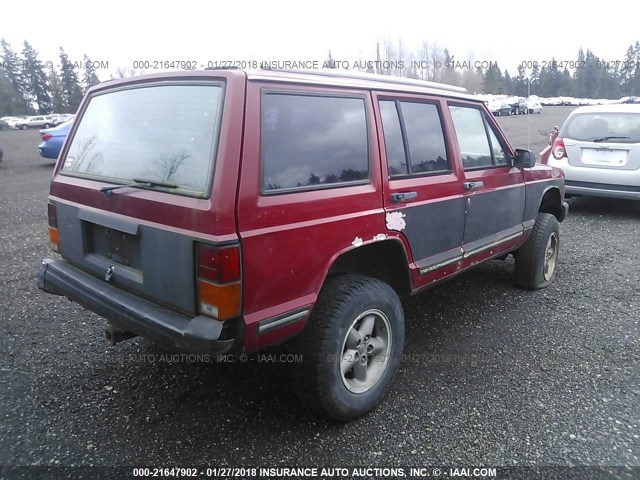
482,63,503,94
529,63,540,95
47,66,65,113
502,69,513,95
632,41,640,95
22,41,51,113
0,38,29,113
620,45,635,95
558,68,572,96
582,50,600,98
82,54,100,91
59,47,83,112
513,65,527,96
547,58,563,97
0,71,27,115
538,66,551,96
573,48,587,97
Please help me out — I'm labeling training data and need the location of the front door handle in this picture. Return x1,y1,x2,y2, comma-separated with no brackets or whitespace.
390,191,417,202
463,181,484,190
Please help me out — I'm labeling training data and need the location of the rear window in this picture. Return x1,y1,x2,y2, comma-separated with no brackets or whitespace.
61,83,224,196
561,112,640,143
261,93,369,192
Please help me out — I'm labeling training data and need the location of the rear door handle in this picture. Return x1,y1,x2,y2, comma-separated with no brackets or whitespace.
463,181,484,190
390,191,417,202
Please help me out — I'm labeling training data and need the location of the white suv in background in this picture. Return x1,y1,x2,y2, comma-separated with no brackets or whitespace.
549,104,640,200
15,115,55,130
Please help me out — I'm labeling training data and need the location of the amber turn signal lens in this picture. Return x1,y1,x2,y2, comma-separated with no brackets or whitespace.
48,226,60,253
197,280,241,320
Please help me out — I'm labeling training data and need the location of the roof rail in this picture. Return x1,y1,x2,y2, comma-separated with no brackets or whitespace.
259,67,468,93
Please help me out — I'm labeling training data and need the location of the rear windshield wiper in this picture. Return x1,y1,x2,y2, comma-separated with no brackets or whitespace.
592,136,630,142
100,178,178,197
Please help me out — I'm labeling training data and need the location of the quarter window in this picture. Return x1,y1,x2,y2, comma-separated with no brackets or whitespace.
261,93,369,192
379,101,407,176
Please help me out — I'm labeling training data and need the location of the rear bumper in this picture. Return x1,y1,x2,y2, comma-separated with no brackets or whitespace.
37,258,239,354
565,180,640,200
548,157,640,200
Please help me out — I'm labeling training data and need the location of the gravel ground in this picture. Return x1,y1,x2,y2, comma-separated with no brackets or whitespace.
1,108,638,471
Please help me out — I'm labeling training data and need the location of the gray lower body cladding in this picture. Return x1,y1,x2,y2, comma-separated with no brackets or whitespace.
37,258,240,354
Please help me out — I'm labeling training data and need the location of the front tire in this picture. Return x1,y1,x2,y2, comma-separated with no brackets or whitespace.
514,213,560,289
289,275,405,421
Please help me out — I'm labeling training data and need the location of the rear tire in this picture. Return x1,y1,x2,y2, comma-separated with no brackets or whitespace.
289,274,405,421
514,213,560,289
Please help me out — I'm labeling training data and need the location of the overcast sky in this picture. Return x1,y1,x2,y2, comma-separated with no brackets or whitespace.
3,0,638,78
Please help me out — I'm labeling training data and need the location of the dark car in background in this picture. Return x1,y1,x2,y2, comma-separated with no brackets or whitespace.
509,97,528,115
38,120,73,159
488,100,512,116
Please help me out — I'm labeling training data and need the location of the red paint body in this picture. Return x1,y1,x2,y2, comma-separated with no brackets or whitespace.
48,70,565,354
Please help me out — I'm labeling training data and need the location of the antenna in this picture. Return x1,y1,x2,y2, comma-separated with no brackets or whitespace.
527,78,531,151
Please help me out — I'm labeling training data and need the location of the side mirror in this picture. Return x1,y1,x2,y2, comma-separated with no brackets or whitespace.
514,148,536,168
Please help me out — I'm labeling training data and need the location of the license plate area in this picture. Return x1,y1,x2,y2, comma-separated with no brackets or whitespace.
581,148,628,167
87,224,142,269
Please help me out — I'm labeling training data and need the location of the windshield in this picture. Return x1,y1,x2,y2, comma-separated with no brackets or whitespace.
61,83,224,196
561,111,640,143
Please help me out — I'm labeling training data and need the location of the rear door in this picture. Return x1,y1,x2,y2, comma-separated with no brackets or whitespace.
446,102,525,258
236,82,382,349
374,93,466,281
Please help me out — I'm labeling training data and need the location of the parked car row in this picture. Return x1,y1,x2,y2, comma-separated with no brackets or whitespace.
0,113,74,130
539,97,623,107
486,96,542,116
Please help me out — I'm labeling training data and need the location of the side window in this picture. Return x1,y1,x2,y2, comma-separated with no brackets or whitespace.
486,125,508,166
401,102,449,174
379,99,449,177
261,93,369,192
379,101,407,176
449,106,493,169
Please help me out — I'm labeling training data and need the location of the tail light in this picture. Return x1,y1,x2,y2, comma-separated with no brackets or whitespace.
42,132,52,141
196,243,241,321
47,202,60,253
552,138,567,160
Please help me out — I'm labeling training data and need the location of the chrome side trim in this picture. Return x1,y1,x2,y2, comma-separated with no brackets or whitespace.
419,255,463,275
257,308,310,335
463,232,522,258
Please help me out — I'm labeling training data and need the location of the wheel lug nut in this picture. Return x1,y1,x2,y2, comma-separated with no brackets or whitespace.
367,344,374,353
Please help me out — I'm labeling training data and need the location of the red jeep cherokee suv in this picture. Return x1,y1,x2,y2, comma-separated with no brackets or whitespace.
38,69,568,420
